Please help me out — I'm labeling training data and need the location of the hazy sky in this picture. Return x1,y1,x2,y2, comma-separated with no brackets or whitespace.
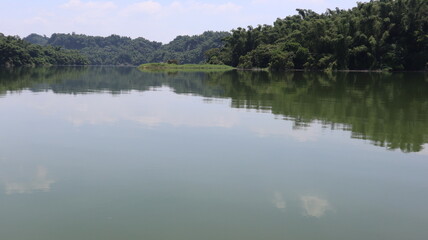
0,0,368,43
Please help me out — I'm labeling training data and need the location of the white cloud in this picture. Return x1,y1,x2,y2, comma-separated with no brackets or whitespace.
1,0,370,42
251,0,269,4
59,0,119,25
121,1,242,17
23,16,49,25
182,1,242,14
251,0,325,4
25,0,245,42
120,1,163,16
62,0,117,10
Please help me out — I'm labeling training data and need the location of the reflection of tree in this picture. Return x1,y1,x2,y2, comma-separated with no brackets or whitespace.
211,71,428,153
0,66,159,95
1,67,427,152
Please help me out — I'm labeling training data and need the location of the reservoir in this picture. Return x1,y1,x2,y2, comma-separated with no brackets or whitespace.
0,67,427,240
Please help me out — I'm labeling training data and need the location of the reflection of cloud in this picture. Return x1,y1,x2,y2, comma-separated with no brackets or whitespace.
418,144,428,156
18,89,324,142
250,121,322,142
301,195,330,218
4,166,55,195
27,88,240,129
251,125,321,142
273,191,286,209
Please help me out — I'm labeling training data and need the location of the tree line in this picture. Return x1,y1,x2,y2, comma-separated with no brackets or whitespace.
0,33,89,67
24,31,230,66
4,0,427,70
206,0,427,71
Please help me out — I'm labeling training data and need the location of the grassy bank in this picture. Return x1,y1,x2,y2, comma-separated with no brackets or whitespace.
138,63,235,72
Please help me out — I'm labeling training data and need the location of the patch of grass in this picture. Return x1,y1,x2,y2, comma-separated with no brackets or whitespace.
138,63,235,72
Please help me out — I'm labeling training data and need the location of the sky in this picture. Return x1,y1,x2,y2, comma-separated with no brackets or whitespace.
0,0,368,43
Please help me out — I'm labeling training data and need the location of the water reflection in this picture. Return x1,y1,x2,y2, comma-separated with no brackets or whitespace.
0,67,427,240
4,166,54,195
300,196,330,218
1,67,427,153
12,88,237,128
272,192,331,218
418,144,428,156
273,191,286,210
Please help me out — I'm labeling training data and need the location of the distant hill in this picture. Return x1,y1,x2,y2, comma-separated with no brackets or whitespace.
20,0,427,70
24,31,230,65
149,31,230,64
0,33,89,67
24,33,49,46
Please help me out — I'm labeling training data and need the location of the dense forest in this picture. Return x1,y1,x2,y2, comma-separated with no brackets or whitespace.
7,0,428,70
0,33,89,67
207,0,427,71
24,31,230,66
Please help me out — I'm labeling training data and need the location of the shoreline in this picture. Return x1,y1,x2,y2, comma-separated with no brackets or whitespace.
236,67,428,73
138,63,236,72
2,64,426,73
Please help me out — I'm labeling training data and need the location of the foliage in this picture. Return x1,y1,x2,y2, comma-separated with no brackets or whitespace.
24,31,230,66
150,31,230,64
207,0,428,71
0,34,89,67
44,33,162,66
24,33,49,46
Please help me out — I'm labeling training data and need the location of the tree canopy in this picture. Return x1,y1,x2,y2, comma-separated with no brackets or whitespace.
207,0,428,71
0,34,89,67
24,31,230,66
13,0,428,70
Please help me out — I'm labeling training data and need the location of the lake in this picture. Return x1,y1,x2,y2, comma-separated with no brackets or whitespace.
0,67,427,240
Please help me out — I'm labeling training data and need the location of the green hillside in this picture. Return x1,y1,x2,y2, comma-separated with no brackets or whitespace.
0,33,89,67
207,0,428,71
25,31,230,66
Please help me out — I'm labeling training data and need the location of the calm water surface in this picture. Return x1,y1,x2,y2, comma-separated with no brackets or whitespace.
0,67,427,240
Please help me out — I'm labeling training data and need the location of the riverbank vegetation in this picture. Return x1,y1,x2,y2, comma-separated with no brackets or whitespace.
0,34,89,67
206,0,427,71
